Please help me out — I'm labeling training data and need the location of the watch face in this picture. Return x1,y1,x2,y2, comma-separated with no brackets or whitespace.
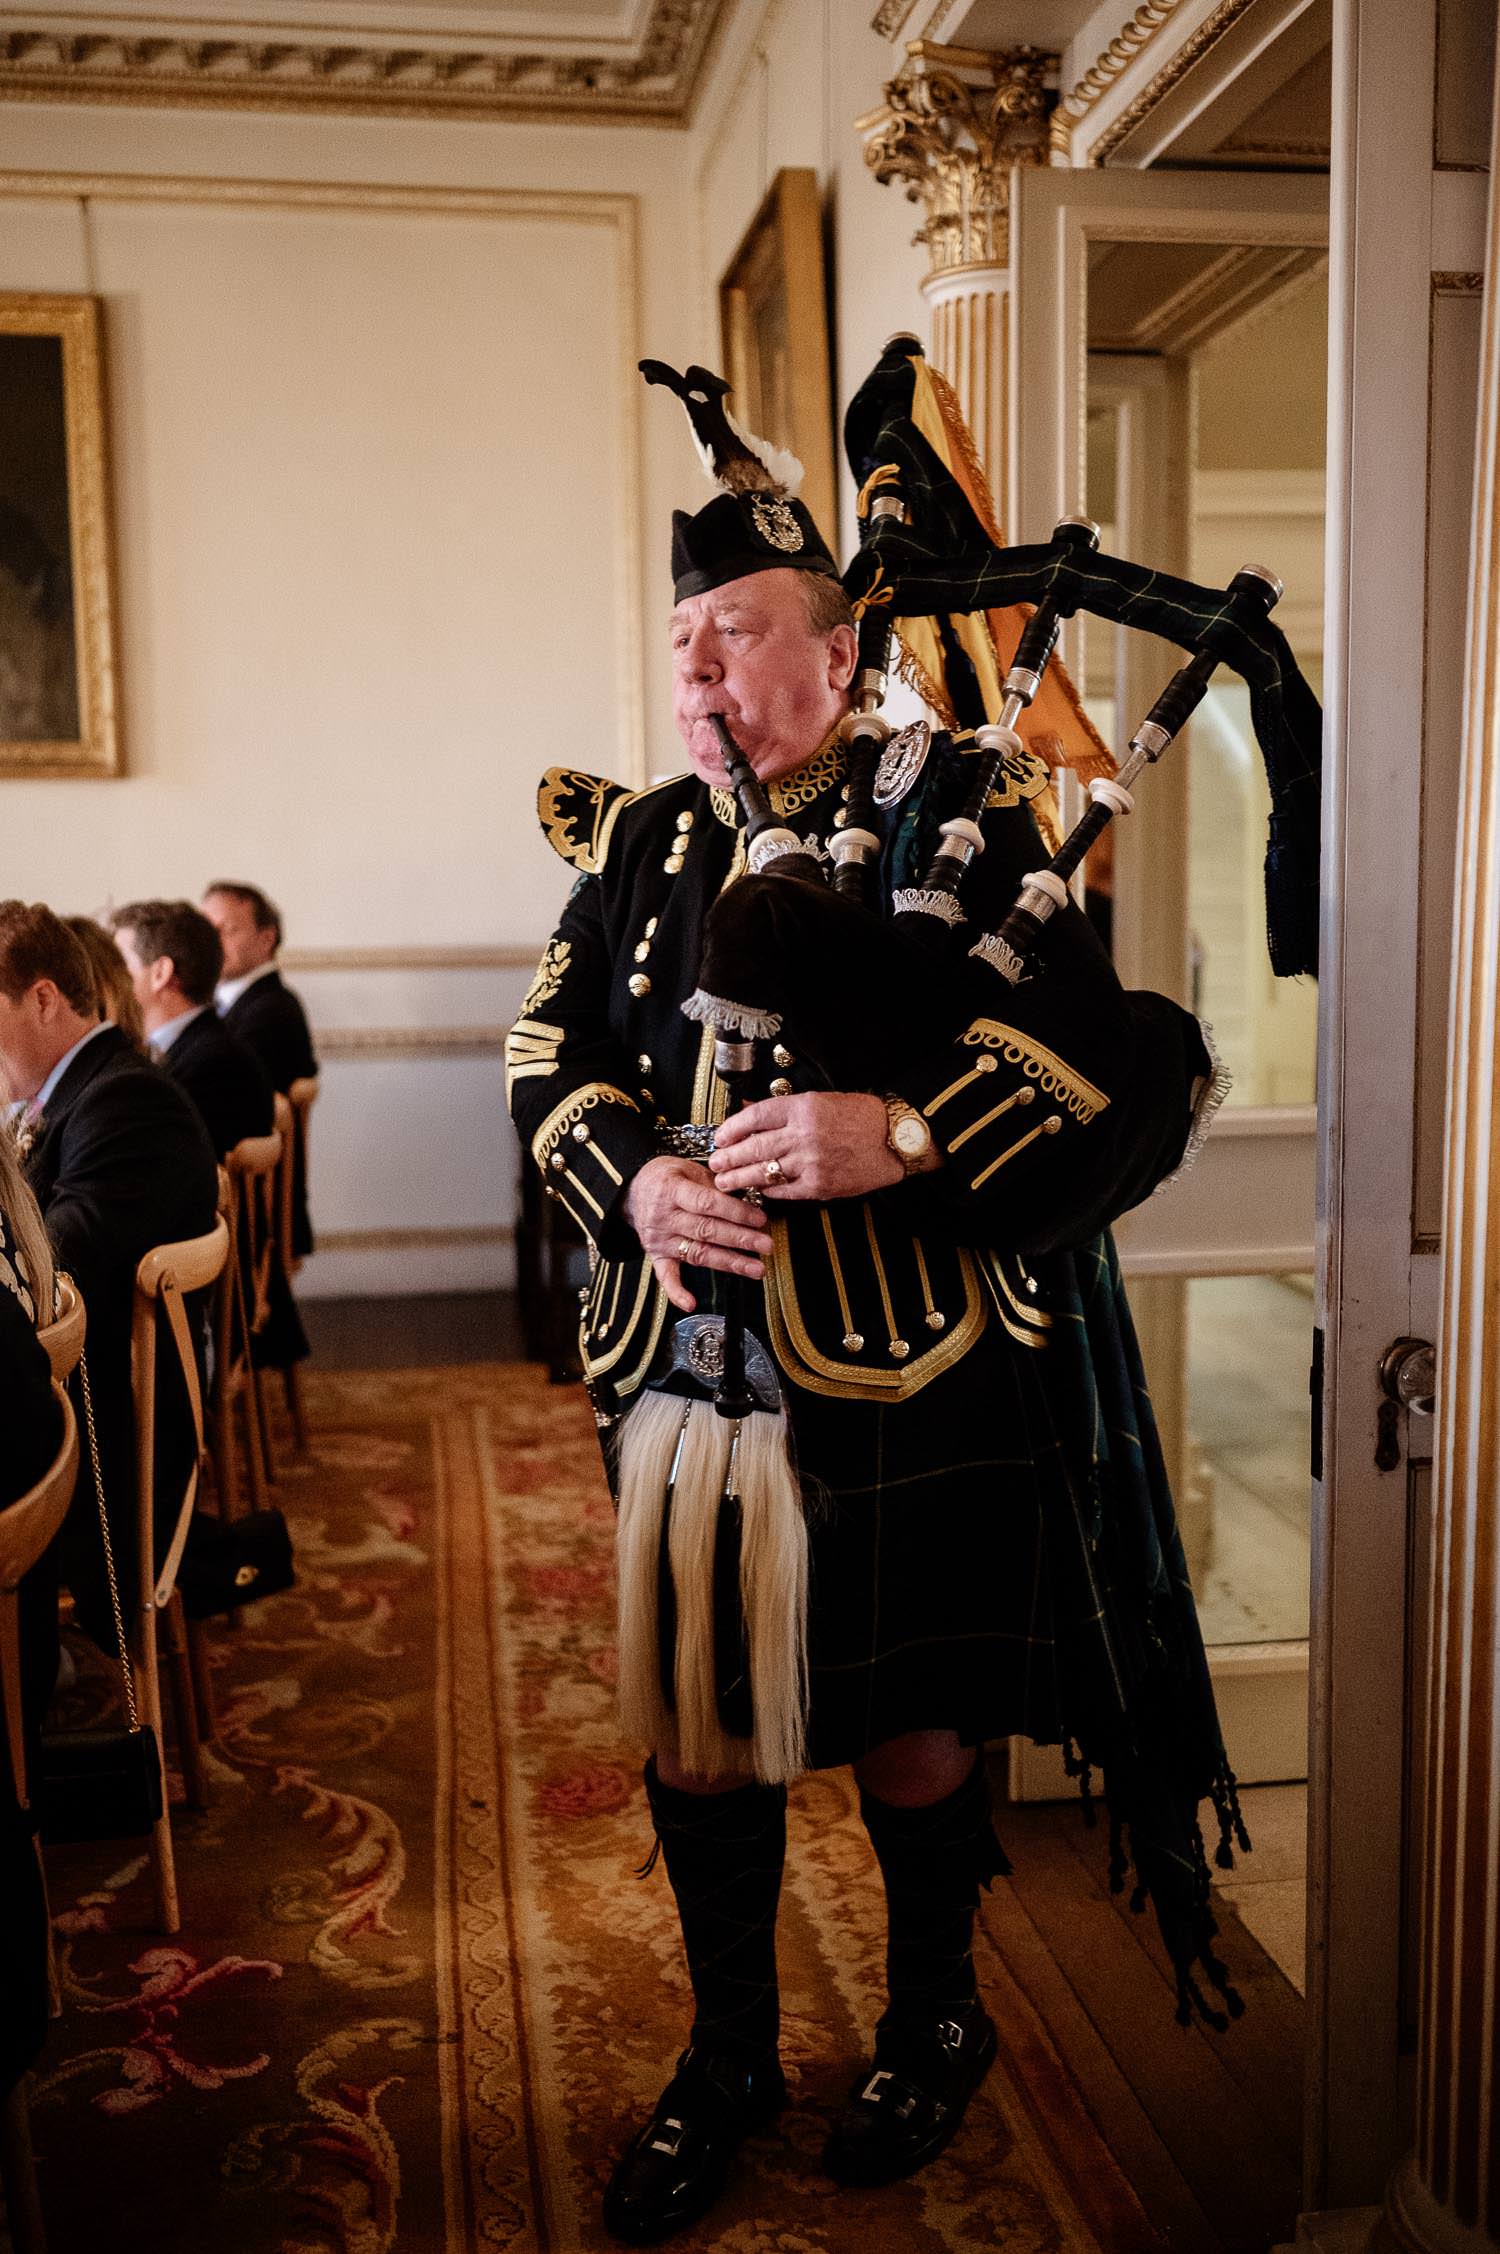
894,1116,929,1156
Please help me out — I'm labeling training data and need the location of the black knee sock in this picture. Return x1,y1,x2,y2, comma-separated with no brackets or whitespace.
645,1760,786,2063
859,1757,1009,2033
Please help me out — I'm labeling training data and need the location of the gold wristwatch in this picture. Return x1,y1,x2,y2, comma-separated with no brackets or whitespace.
881,1094,935,1176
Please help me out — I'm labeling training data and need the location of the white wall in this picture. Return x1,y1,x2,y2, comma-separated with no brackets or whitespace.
0,12,935,1298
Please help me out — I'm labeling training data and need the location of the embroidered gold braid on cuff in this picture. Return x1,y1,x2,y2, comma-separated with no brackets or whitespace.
958,1020,1109,1123
531,1082,642,1169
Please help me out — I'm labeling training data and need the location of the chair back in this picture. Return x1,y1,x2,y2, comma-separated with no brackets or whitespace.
37,1273,85,1382
226,1129,282,1335
131,1217,229,1612
281,1076,319,1276
0,1382,79,1808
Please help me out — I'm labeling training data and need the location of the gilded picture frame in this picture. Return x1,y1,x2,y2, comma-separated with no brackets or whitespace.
0,293,122,778
719,167,837,549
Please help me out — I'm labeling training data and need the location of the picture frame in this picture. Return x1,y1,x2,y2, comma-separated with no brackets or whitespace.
0,293,122,779
719,168,836,550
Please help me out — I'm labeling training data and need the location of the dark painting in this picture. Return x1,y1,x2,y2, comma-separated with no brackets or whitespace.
0,330,82,742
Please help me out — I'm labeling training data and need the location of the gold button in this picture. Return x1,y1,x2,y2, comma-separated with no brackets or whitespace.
664,855,685,874
578,1287,589,1304
925,1310,946,1331
629,972,651,997
976,1054,997,1074
676,809,694,831
833,809,847,828
1017,1085,1035,1105
842,1332,865,1353
889,1339,910,1360
549,1152,565,1171
772,1044,793,1068
644,917,659,936
638,1054,652,1073
634,941,651,962
1042,1114,1062,1135
840,784,851,800
572,1122,590,1142
769,1077,792,1097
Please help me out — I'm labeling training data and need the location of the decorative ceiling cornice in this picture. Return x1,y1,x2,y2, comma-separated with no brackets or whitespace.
0,0,726,123
1049,0,1185,155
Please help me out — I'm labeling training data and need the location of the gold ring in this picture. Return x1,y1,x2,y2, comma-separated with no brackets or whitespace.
764,1158,783,1184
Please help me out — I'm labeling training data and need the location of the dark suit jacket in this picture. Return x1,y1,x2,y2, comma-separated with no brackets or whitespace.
221,970,317,1256
24,1026,220,1637
160,1007,274,1160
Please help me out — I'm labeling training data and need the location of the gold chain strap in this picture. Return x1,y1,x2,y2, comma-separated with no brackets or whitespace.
75,1345,141,1734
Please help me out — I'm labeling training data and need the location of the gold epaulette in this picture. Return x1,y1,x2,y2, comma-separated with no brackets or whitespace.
536,768,640,873
949,730,1054,812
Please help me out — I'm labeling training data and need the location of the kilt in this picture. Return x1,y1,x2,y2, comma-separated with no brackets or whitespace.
788,1313,1068,1770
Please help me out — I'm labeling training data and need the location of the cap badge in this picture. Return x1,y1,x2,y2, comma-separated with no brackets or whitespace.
749,493,804,553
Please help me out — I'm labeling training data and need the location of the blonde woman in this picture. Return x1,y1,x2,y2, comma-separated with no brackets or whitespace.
65,914,146,1050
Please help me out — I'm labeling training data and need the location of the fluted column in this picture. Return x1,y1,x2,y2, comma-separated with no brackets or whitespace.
858,40,1055,521
1382,70,1500,2254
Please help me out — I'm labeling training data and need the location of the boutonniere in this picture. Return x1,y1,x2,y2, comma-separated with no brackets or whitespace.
9,1110,40,1161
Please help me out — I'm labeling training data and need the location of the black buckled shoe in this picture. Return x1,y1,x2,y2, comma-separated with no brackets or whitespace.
822,2003,998,2189
602,2045,786,2245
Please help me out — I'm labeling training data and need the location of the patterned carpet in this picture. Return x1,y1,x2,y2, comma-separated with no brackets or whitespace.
26,1363,1153,2253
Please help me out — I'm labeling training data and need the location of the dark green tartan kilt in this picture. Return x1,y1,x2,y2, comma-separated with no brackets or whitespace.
788,1317,1068,1772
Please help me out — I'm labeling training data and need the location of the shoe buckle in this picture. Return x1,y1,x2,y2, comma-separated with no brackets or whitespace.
937,2018,965,2051
861,2069,893,2105
648,2116,686,2157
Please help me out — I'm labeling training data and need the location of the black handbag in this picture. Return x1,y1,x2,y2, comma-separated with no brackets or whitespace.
177,1506,295,1619
37,1346,165,1845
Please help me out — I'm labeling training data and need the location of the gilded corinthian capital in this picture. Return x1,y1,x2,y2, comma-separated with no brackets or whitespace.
858,41,1056,273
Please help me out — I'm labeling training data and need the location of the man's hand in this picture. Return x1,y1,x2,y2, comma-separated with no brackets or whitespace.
709,1092,908,1201
624,1155,774,1314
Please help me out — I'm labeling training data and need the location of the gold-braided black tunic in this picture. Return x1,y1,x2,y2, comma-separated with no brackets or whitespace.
509,731,1220,1778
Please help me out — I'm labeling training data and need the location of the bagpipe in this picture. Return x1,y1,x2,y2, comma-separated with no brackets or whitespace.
613,343,1322,1787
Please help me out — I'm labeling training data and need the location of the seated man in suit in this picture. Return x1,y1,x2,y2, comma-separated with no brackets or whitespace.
202,881,317,1258
111,898,273,1160
0,902,219,1640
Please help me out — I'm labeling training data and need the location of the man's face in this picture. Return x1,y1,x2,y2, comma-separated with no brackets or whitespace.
671,568,856,786
113,926,178,1031
0,980,91,1106
203,890,275,981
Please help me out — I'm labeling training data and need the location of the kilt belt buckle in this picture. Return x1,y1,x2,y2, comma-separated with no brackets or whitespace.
938,2018,966,2050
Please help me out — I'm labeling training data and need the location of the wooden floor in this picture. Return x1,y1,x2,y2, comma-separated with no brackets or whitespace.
299,1290,1307,2253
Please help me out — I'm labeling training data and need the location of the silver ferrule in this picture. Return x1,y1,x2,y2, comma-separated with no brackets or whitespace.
869,494,907,522
855,666,887,707
935,832,976,865
1114,743,1152,790
1130,720,1172,763
1239,563,1284,604
1018,881,1061,923
1003,668,1041,707
715,1038,755,1077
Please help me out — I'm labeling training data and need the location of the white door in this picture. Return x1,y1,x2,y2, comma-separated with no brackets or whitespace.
1007,168,1327,1801
1008,16,1492,2204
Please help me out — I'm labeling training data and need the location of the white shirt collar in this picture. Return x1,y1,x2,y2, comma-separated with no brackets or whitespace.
216,960,279,1013
33,1019,113,1116
148,1002,209,1055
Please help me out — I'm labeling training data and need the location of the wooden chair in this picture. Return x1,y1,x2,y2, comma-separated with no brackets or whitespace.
130,1218,228,1932
212,1133,282,1520
0,1380,79,2254
36,1275,84,1387
276,1076,318,1449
